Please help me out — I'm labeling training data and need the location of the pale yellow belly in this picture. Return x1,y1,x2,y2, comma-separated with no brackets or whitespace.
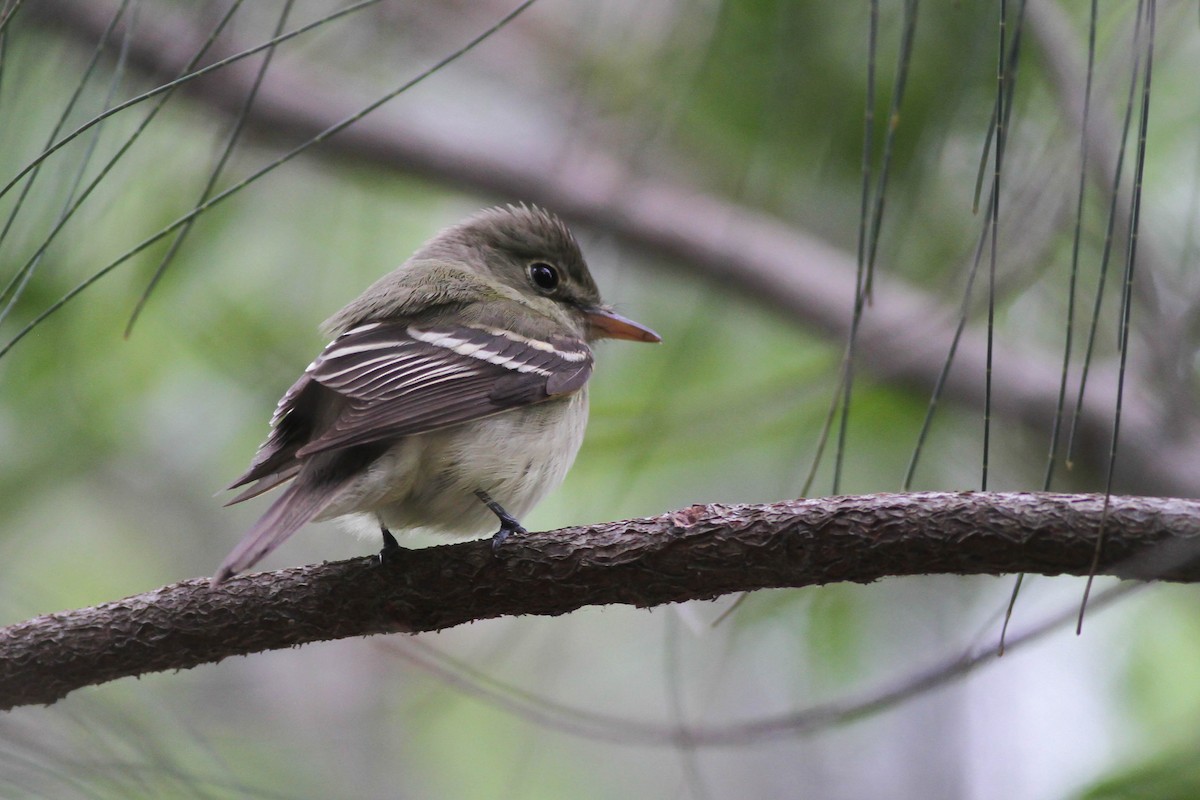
317,389,588,538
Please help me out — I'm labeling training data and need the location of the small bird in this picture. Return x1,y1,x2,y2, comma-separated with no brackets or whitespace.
212,205,659,585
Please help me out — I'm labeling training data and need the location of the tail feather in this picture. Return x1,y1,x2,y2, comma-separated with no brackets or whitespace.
211,475,347,587
222,466,302,507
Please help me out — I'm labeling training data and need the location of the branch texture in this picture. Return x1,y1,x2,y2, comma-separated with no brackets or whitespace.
3,492,1200,712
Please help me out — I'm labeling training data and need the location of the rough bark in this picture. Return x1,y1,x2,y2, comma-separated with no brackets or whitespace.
3,492,1200,712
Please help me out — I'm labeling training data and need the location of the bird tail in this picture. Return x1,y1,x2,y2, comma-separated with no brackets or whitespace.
211,474,347,587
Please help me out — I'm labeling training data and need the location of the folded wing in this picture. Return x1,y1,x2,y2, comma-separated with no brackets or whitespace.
225,320,592,507
214,320,593,584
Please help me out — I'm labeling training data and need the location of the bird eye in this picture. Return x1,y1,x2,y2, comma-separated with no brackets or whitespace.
528,262,560,292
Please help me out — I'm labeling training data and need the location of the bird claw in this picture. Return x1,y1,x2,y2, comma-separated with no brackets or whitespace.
378,527,406,566
491,519,527,551
476,490,526,552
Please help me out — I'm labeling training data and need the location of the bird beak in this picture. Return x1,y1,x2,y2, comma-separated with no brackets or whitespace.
585,307,661,343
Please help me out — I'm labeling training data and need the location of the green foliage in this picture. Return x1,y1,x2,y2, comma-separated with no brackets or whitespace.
1080,748,1200,800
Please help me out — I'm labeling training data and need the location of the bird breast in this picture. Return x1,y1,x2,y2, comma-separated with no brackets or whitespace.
319,388,589,538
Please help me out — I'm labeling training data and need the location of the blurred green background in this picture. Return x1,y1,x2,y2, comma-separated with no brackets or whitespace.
2,1,1200,798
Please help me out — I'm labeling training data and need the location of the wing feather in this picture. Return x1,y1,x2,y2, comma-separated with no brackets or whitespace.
294,321,592,456
229,321,593,490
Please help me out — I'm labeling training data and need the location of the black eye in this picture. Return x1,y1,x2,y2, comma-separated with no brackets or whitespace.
528,262,560,292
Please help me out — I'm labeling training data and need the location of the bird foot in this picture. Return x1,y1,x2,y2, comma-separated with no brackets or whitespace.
378,527,408,566
475,490,527,551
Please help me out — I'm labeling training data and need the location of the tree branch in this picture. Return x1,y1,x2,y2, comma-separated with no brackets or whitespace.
2,492,1199,712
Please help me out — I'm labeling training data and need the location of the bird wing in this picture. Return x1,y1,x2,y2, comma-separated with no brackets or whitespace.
227,320,593,492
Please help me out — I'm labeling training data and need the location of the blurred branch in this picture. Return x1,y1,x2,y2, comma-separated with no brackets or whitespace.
379,581,1141,747
3,491,1200,712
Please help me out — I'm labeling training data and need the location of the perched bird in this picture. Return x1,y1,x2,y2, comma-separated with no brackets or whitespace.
212,205,659,585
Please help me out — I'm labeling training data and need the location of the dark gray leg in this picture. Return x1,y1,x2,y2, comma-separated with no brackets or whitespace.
475,489,527,551
378,525,405,565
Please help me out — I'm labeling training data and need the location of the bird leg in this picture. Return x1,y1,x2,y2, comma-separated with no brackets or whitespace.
475,489,527,550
